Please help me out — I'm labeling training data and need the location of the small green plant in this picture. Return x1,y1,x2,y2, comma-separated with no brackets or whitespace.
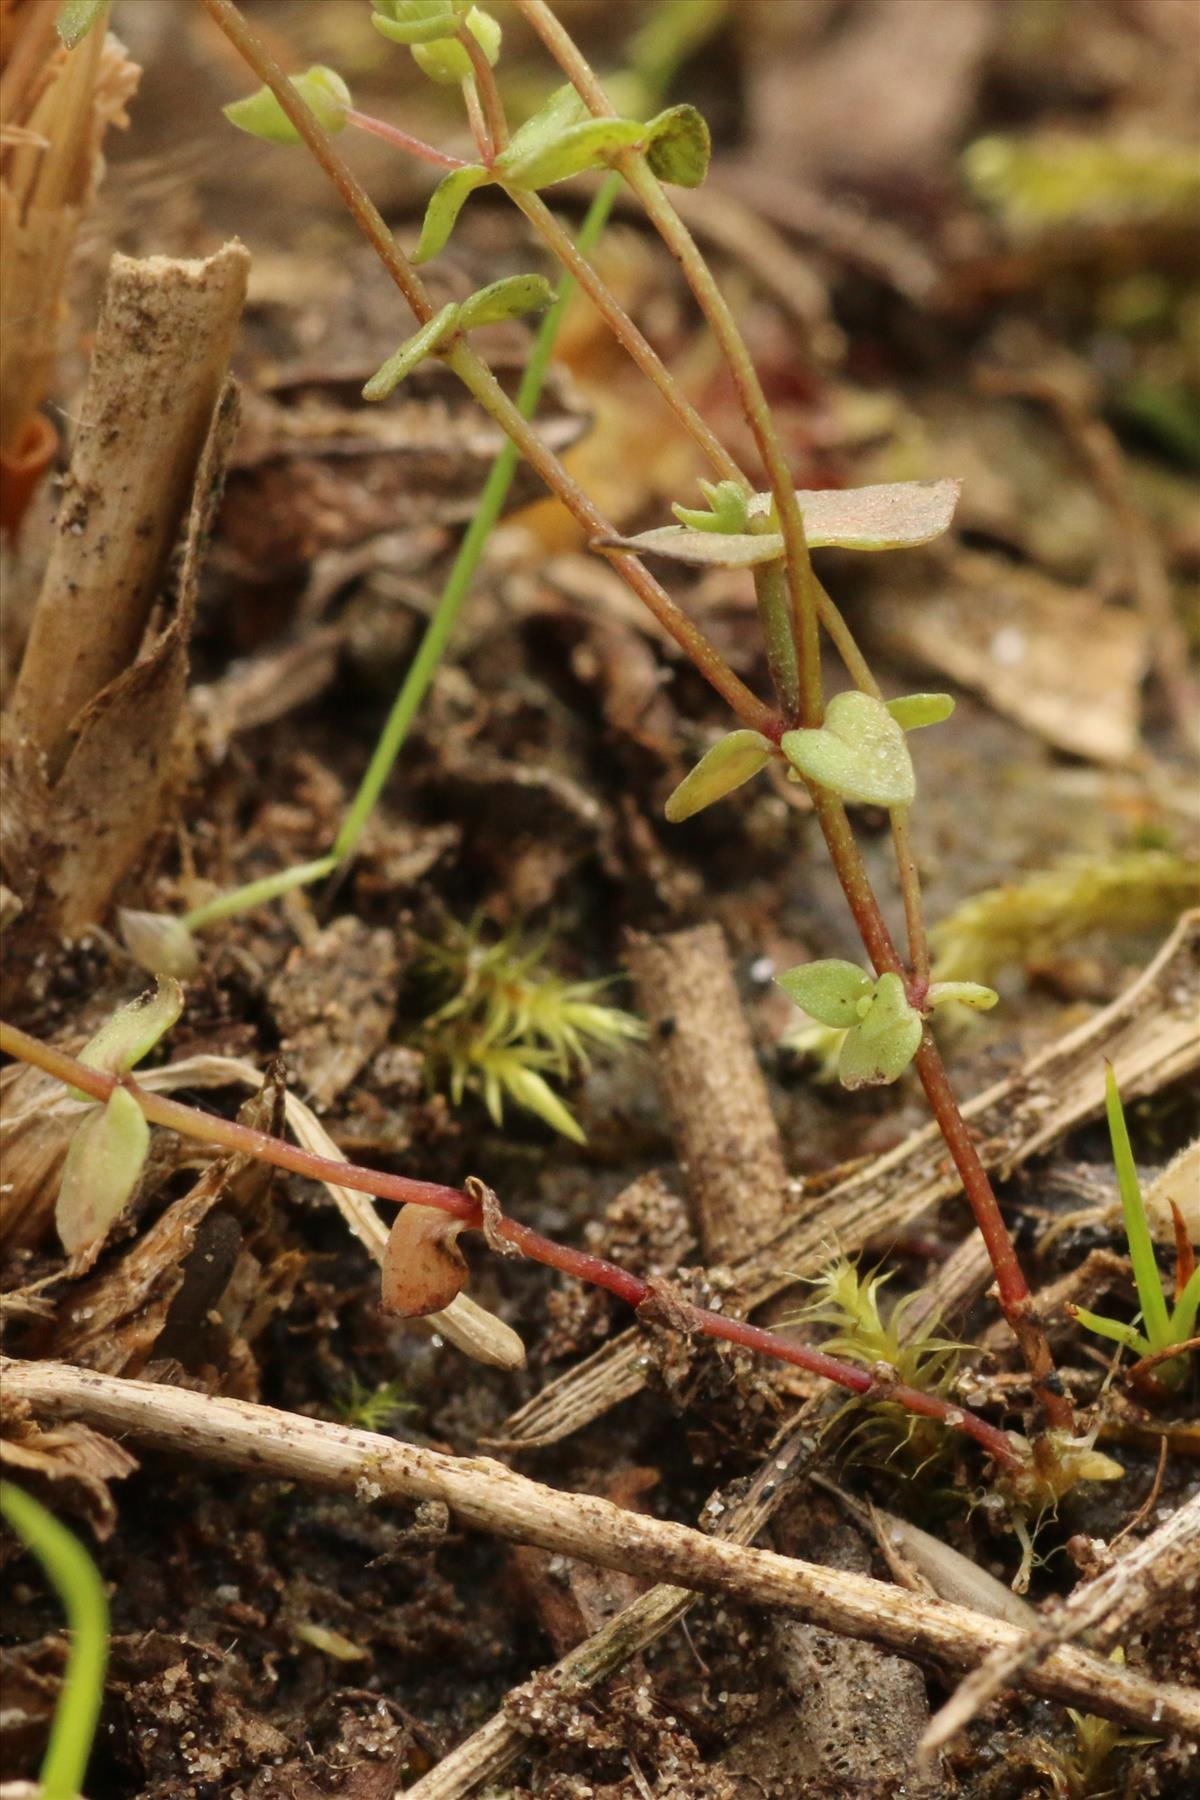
786,1257,965,1480
0,1483,109,1800
335,1376,417,1432
416,919,644,1143
1068,1065,1199,1392
47,0,1133,1489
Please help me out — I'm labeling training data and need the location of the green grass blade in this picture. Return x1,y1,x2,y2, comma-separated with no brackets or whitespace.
1170,1264,1200,1346
333,173,620,863
0,1483,109,1800
1105,1063,1172,1351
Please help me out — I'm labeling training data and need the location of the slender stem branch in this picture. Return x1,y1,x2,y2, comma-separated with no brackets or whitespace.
809,790,903,978
752,560,801,719
460,76,493,165
198,0,776,739
458,23,508,156
890,807,929,992
344,109,468,170
334,177,624,864
914,1033,1073,1432
814,575,880,697
512,0,824,726
0,1019,1019,1468
507,186,746,487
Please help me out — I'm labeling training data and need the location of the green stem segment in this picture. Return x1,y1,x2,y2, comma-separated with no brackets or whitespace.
752,560,801,720
0,1019,1020,1468
508,186,746,487
0,1483,109,1800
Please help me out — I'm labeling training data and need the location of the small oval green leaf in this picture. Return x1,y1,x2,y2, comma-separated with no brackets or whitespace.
837,973,922,1089
664,730,773,822
776,959,874,1029
224,65,351,145
70,977,184,1102
645,104,711,187
600,480,962,568
781,692,916,809
370,0,465,45
887,693,956,731
363,302,460,401
414,164,491,263
410,7,501,84
500,116,648,190
503,83,590,166
56,1087,150,1257
458,273,556,330
926,980,999,1011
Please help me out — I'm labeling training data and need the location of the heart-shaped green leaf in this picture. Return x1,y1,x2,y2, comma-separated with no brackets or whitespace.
776,959,874,1028
458,274,556,330
599,479,961,567
363,302,460,400
499,116,649,190
645,104,710,187
926,980,999,1011
414,164,491,262
70,978,184,1102
837,973,922,1088
224,65,351,144
56,1087,150,1257
664,730,773,822
886,693,955,731
781,692,916,808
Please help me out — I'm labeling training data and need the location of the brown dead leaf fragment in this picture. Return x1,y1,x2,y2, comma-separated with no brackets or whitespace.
867,546,1149,764
380,1204,469,1318
266,915,400,1110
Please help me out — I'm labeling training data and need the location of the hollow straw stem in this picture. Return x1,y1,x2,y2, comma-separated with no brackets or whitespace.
0,1018,1019,1468
197,0,775,738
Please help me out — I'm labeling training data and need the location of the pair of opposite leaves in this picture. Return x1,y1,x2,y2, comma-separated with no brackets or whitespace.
666,689,954,822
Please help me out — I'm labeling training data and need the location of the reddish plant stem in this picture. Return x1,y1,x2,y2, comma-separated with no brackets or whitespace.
198,0,776,739
809,796,1074,1432
915,1033,1072,1430
460,77,494,165
457,23,509,156
344,110,468,171
0,1019,1020,1468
